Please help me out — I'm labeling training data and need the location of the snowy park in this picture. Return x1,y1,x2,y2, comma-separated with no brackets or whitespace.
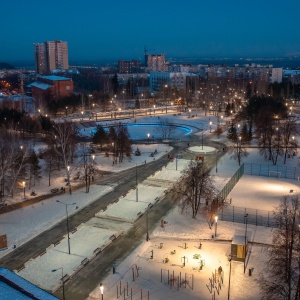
0,110,299,299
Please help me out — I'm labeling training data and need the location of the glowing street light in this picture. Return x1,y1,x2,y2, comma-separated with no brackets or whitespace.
147,133,150,144
99,283,104,300
209,121,212,133
67,165,71,194
215,215,218,237
22,181,26,199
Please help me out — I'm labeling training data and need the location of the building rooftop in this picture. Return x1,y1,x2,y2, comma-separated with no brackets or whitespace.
40,75,71,81
30,82,53,90
0,268,58,300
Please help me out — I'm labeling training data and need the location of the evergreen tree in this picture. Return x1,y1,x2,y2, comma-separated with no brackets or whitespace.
227,124,237,142
92,125,108,150
28,149,42,188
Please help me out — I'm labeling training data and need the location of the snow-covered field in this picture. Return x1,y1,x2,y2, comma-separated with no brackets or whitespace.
1,111,300,299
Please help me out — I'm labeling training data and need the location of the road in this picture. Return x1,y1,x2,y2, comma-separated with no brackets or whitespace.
0,136,225,299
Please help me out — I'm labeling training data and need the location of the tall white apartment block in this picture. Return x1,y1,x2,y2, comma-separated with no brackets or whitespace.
34,40,69,75
270,68,283,83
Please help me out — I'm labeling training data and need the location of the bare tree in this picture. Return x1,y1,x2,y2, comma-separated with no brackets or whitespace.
170,161,225,227
281,117,298,164
154,118,176,140
259,195,300,300
0,128,27,206
77,143,96,193
49,121,79,193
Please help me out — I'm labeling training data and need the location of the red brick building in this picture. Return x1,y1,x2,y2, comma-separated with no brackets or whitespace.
30,75,73,101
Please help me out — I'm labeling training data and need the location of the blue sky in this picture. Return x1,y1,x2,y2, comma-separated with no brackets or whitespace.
2,0,300,63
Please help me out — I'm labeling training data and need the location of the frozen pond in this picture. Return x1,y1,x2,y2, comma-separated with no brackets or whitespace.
88,123,194,140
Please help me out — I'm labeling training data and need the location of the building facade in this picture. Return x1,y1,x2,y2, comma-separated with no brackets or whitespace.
34,41,69,75
146,54,168,72
118,60,141,73
30,75,73,101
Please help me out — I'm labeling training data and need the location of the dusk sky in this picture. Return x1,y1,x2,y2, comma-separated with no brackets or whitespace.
2,0,300,64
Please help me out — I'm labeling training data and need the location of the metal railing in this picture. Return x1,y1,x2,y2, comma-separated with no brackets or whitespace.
218,163,244,200
219,205,276,227
244,163,300,180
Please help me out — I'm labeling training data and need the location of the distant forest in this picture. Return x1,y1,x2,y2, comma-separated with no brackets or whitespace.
0,62,15,69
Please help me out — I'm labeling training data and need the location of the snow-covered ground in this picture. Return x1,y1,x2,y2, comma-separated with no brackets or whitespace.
1,110,300,299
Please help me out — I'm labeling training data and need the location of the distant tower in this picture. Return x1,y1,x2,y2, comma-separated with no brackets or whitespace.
34,40,69,75
19,71,26,111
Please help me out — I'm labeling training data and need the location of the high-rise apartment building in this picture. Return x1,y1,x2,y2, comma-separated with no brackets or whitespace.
34,40,69,75
145,54,167,72
118,60,140,73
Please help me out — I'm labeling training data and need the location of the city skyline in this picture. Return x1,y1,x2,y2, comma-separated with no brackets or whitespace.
1,0,300,64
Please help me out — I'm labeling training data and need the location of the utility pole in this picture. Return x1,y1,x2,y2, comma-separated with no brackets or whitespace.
136,164,138,202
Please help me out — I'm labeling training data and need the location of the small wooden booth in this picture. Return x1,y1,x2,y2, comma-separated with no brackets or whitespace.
231,235,248,261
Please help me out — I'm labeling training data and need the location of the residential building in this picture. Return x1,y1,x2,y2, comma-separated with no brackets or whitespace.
150,71,198,92
118,60,141,73
270,68,283,83
34,40,69,75
146,54,168,72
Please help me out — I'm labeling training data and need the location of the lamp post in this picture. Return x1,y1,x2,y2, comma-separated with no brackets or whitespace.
244,213,248,273
215,215,218,238
221,115,223,126
215,148,218,173
22,181,26,199
146,209,150,241
56,200,76,254
136,164,138,202
99,283,104,300
81,111,84,121
67,165,71,194
209,121,212,133
147,133,150,144
228,255,232,300
52,268,65,300
200,123,204,150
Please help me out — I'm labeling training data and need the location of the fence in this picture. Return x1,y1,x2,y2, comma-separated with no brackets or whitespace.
219,205,276,227
244,163,300,180
218,163,244,200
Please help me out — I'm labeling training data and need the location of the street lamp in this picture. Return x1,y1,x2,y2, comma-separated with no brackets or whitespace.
67,165,71,194
228,255,232,300
22,181,26,199
221,115,223,126
244,213,248,273
81,111,84,121
135,164,138,202
100,283,104,300
209,121,212,133
147,133,150,144
56,200,76,254
215,215,218,238
215,149,218,173
52,268,65,300
146,209,150,241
